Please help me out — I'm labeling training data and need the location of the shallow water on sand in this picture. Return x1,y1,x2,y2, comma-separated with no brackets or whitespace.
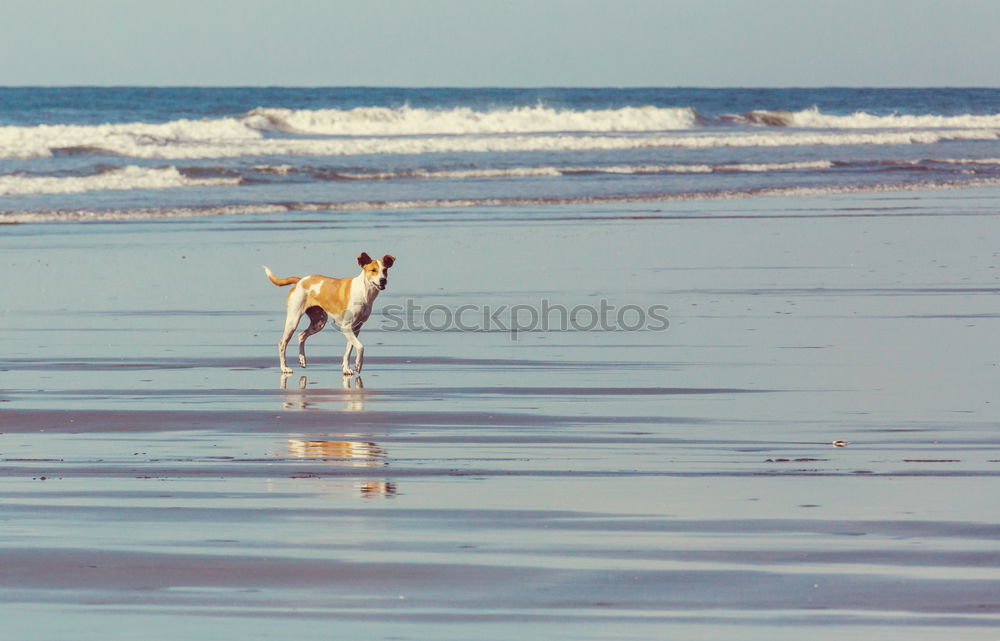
2,190,1000,639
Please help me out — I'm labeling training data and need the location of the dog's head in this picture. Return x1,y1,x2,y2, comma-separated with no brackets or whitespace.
357,252,396,291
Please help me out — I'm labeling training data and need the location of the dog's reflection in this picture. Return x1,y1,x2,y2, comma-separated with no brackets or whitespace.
280,374,366,411
286,438,385,460
279,375,392,497
284,436,396,498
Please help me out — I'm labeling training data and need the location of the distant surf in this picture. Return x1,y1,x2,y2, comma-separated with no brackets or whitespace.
4,87,1000,223
2,105,1000,160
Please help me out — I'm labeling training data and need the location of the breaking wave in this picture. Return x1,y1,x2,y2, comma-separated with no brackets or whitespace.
0,165,240,196
244,104,702,135
3,105,1000,160
727,107,1000,129
0,117,260,159
246,105,1000,135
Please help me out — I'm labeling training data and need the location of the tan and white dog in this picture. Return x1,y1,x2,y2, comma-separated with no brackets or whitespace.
263,252,395,376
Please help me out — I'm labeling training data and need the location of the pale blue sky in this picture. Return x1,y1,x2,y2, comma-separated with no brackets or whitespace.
3,0,1000,87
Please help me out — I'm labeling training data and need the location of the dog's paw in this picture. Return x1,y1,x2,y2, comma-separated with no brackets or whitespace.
281,367,294,375
298,355,307,368
342,368,354,377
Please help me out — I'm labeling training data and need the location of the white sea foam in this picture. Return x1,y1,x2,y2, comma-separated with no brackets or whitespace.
243,104,702,136
930,157,1000,165
802,108,1000,129
0,117,261,159
337,160,835,181
750,107,1000,129
0,203,288,224
338,166,565,180
589,160,837,174
0,165,240,196
251,164,296,175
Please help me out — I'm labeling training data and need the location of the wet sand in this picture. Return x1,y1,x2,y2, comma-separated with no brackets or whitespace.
2,190,1000,639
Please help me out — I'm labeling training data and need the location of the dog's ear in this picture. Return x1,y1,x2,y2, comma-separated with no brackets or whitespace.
357,252,373,267
382,254,395,269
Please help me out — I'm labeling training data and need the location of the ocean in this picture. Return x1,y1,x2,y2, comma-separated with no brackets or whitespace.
4,86,1000,222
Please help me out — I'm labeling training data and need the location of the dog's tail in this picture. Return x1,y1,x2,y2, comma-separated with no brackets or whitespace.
262,266,300,287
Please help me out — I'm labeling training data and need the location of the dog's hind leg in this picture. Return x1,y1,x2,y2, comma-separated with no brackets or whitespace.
298,306,328,368
351,323,365,373
278,288,307,374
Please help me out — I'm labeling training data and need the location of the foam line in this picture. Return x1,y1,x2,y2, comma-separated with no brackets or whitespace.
6,177,1000,224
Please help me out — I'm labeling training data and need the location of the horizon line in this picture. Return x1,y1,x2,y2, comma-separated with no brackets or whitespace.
3,84,1000,90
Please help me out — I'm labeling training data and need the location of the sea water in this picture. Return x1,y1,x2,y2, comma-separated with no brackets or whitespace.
2,87,1000,222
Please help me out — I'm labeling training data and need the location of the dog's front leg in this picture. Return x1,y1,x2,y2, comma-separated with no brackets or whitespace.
340,328,355,376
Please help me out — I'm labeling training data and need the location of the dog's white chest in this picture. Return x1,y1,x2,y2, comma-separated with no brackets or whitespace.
341,279,377,325
348,298,373,323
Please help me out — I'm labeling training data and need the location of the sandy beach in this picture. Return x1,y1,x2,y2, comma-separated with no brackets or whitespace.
3,188,1000,639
